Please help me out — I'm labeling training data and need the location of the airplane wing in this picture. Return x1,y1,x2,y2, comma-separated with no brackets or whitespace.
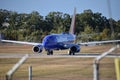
1,39,41,46
79,40,120,46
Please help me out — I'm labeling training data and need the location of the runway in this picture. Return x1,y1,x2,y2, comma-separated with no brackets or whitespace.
0,53,120,58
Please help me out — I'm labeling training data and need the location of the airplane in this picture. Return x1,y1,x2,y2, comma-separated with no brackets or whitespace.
1,8,120,55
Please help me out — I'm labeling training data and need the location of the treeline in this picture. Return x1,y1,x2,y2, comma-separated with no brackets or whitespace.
0,9,120,42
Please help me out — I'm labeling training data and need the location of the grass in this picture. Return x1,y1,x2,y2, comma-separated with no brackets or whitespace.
0,58,19,80
0,58,92,79
0,43,119,80
0,43,33,54
0,58,117,80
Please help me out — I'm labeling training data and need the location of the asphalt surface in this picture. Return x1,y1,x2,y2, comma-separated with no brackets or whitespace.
0,53,120,58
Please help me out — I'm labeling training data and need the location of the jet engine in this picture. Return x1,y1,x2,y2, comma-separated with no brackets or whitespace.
32,45,43,53
69,45,80,55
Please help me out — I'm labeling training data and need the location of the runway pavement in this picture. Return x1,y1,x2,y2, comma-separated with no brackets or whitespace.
0,53,120,58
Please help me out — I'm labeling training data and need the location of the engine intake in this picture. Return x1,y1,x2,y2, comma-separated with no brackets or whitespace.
32,45,43,53
70,45,80,53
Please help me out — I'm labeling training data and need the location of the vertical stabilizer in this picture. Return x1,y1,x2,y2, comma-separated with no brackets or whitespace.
69,7,76,34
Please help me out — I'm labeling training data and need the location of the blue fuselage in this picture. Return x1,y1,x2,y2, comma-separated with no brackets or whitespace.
42,33,76,50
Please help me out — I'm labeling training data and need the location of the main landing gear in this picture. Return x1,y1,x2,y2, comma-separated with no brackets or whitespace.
47,50,53,55
68,50,75,55
68,47,77,55
46,49,76,55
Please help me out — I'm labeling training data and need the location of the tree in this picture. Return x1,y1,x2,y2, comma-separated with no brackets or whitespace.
80,25,94,41
62,13,71,32
100,28,110,40
45,11,64,33
0,9,119,42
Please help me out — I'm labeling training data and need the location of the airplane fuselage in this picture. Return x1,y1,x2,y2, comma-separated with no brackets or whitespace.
1,7,81,55
42,32,76,50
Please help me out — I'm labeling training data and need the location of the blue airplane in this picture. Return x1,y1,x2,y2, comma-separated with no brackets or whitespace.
1,8,78,55
1,8,120,55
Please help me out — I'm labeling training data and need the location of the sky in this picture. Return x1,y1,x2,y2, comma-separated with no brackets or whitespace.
0,0,120,20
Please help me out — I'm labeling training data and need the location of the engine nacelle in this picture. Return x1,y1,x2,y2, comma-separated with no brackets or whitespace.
70,45,80,53
32,45,43,53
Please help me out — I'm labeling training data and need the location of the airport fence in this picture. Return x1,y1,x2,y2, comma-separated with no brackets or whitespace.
6,57,118,80
2,45,120,80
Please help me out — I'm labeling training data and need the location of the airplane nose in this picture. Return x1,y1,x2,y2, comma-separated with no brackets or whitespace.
42,37,48,47
42,40,47,47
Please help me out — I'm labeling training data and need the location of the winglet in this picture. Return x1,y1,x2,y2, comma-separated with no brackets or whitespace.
69,7,76,34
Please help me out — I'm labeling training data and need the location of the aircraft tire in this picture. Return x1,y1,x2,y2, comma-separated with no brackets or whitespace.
47,50,53,55
68,50,75,55
68,50,71,55
50,50,53,55
73,52,75,55
47,52,50,55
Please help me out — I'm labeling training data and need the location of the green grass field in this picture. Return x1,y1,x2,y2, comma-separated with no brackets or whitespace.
0,43,119,80
0,58,116,80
